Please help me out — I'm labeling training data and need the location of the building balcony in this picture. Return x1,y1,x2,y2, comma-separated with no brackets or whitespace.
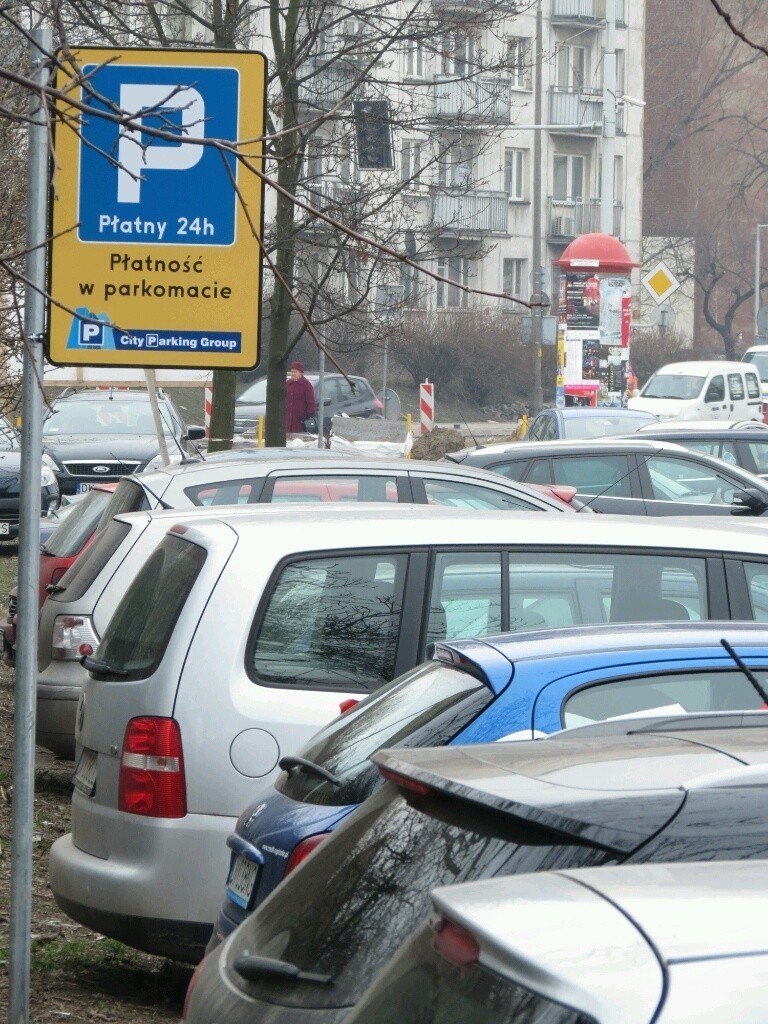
432,75,512,123
549,87,603,133
547,197,623,241
297,62,358,109
551,0,627,25
432,190,508,235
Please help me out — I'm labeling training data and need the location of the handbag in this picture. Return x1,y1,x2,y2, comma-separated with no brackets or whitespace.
302,415,318,433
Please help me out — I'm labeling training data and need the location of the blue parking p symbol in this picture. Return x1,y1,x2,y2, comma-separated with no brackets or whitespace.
79,322,104,347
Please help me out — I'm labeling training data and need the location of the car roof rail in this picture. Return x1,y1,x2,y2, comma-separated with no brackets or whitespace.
554,710,768,740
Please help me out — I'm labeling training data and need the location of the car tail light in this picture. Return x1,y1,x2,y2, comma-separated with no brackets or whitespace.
339,698,359,715
374,397,384,411
285,833,329,877
377,766,431,796
432,917,480,966
119,717,186,818
51,615,100,661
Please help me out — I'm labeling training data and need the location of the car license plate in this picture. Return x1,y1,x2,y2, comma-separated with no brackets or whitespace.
73,747,98,797
76,482,94,494
226,854,260,909
0,523,9,536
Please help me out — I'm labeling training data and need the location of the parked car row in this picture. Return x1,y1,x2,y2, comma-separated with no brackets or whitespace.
25,404,768,1024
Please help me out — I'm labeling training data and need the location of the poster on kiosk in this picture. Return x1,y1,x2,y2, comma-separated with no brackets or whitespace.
554,234,637,409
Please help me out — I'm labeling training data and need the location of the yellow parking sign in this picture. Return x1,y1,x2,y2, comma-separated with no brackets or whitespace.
48,47,266,369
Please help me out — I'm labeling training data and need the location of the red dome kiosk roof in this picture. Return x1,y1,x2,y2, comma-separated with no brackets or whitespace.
554,233,639,274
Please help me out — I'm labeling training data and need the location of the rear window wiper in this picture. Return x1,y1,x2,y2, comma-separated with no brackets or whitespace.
233,954,331,986
46,583,66,595
81,655,128,677
278,755,341,786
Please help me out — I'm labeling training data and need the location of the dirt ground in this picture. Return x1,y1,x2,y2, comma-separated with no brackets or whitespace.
0,544,192,1023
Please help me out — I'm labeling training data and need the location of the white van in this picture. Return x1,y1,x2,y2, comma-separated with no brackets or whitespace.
48,504,768,961
628,360,762,422
742,344,768,406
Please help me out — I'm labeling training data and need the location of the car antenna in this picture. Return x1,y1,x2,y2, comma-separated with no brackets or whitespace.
720,638,768,705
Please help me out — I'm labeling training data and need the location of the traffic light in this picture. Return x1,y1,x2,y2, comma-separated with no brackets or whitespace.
354,100,393,170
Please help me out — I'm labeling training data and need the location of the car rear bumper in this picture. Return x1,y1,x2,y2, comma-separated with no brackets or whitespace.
36,663,88,759
49,810,233,963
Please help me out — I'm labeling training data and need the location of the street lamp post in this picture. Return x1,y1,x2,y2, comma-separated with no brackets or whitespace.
754,223,768,341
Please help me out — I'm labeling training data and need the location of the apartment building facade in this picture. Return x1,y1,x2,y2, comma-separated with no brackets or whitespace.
252,0,646,321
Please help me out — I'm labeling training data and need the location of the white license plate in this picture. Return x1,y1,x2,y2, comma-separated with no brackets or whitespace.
73,747,98,796
226,855,260,909
76,482,94,494
0,523,9,536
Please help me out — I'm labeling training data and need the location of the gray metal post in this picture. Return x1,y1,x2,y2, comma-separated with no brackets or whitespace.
755,225,768,340
382,336,389,418
316,344,326,449
530,0,543,416
600,0,617,235
9,27,51,1024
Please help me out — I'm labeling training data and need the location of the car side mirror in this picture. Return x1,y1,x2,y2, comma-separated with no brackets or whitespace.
185,426,206,441
731,487,768,516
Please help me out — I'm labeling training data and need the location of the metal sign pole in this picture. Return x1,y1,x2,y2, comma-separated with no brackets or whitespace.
9,27,51,1024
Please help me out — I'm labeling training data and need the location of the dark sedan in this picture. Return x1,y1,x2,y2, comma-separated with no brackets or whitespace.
444,437,768,516
633,420,768,479
234,374,384,435
0,414,59,539
42,388,205,497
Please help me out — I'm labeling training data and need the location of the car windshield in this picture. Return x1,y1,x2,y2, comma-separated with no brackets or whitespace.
43,399,173,436
276,662,496,806
641,374,705,400
237,379,268,404
564,413,656,439
744,352,768,383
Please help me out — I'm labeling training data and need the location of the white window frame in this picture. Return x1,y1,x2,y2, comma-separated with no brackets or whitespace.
437,256,470,308
553,154,584,202
502,258,526,310
404,38,424,78
557,44,587,91
401,139,423,189
441,31,476,76
507,37,530,90
504,148,526,201
438,139,475,188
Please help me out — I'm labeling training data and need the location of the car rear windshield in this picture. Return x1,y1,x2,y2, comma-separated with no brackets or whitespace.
231,784,614,1008
355,925,596,1024
93,535,207,680
50,518,133,603
96,478,151,530
275,662,496,806
43,488,114,557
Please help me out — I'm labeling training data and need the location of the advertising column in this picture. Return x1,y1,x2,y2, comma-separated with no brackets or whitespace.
555,234,638,408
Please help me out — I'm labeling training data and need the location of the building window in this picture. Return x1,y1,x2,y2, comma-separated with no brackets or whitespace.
438,139,475,188
507,37,530,89
503,258,526,310
504,148,526,200
400,262,424,308
401,140,423,188
553,154,584,201
441,32,475,76
404,38,424,78
556,44,587,90
437,256,470,308
306,137,324,180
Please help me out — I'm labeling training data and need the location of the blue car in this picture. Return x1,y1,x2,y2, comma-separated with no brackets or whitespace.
525,406,658,441
209,620,768,949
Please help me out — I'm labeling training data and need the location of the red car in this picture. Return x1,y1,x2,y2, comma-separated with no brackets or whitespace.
3,483,117,664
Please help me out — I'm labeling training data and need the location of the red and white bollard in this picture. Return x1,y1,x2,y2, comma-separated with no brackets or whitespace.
204,385,213,438
419,380,434,435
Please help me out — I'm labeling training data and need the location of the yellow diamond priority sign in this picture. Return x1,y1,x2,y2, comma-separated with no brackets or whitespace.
641,261,681,306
